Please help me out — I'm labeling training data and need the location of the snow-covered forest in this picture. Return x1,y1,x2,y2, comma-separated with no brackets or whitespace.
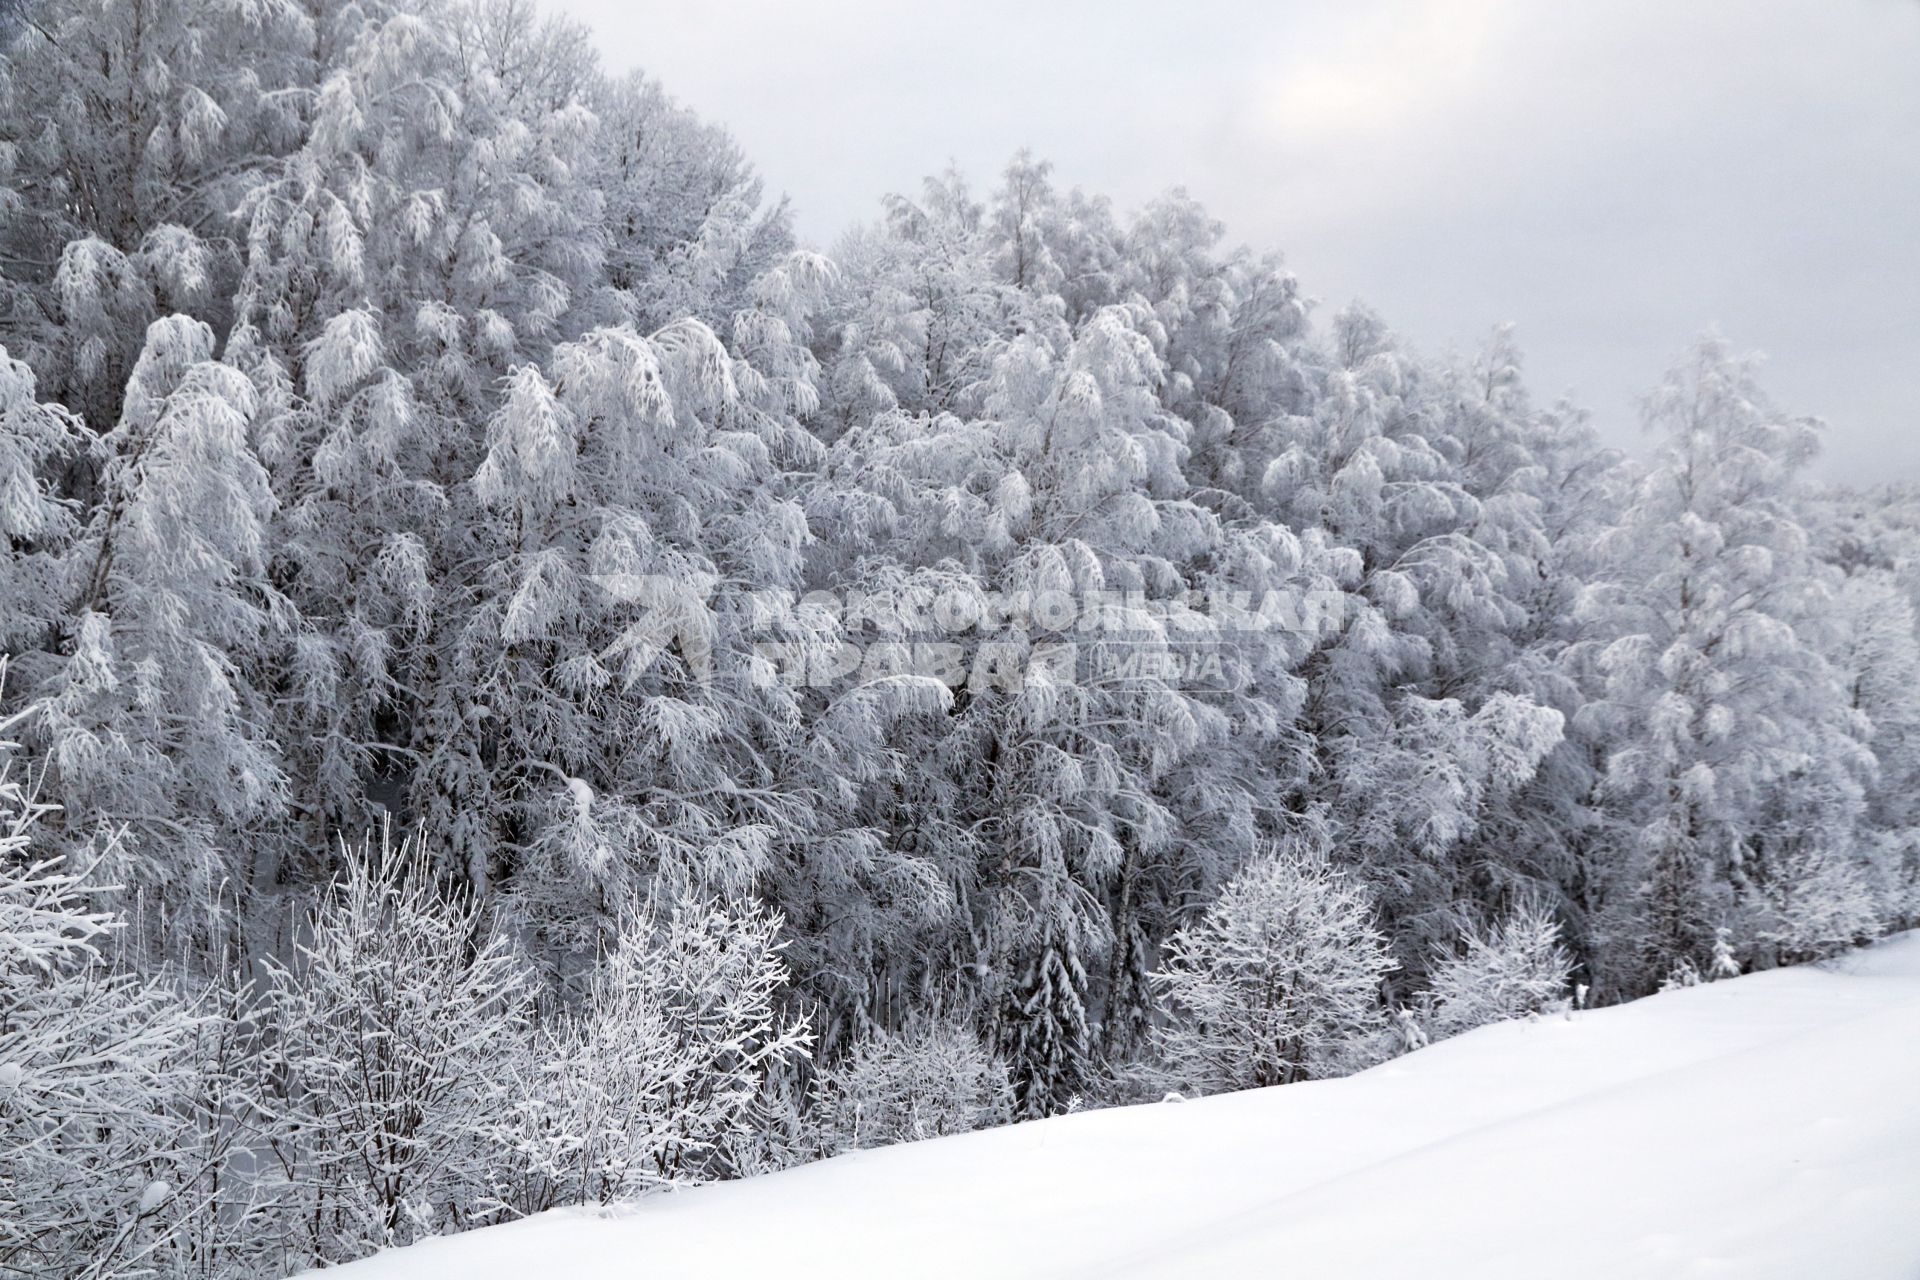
1,0,1915,1274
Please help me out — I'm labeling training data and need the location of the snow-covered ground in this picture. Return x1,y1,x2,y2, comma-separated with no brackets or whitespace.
320,934,1920,1280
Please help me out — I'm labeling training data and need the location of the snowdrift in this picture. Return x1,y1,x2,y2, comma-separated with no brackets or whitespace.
317,934,1920,1279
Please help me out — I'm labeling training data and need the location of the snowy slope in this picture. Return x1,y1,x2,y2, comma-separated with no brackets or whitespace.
319,935,1920,1280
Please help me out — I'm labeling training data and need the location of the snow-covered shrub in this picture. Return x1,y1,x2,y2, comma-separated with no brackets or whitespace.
493,896,810,1214
1860,830,1920,930
1394,1006,1431,1052
813,1018,1012,1153
1709,925,1741,979
722,1060,816,1179
260,830,535,1264
161,971,294,1280
1745,845,1883,965
1151,844,1395,1092
1425,902,1574,1037
1660,958,1703,992
0,714,210,1278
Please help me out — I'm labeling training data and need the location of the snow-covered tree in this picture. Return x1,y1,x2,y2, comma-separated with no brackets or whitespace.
19,316,288,955
0,348,86,653
1003,878,1097,1118
462,303,828,942
1578,336,1866,992
1152,838,1394,1092
1247,310,1572,981
0,0,312,424
1818,565,1920,927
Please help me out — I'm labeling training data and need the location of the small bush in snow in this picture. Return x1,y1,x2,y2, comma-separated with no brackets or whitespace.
1709,926,1741,979
1746,846,1882,965
260,830,535,1263
1426,902,1574,1036
1151,844,1395,1092
813,1018,1012,1153
495,896,810,1213
0,729,209,1277
1660,958,1703,992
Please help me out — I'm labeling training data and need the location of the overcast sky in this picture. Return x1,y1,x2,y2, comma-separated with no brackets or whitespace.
545,0,1920,482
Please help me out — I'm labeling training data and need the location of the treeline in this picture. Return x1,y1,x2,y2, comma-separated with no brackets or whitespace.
2,0,1917,1273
